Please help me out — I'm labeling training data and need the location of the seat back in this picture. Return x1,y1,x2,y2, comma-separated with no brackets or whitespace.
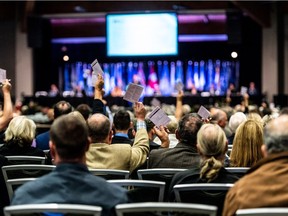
137,168,187,201
227,145,233,156
226,167,250,178
108,179,165,202
236,208,288,216
173,183,234,216
2,164,55,201
5,156,46,165
115,202,217,216
4,203,102,216
89,169,130,180
6,178,36,201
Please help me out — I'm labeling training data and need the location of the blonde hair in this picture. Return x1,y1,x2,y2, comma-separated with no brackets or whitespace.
4,116,36,147
197,124,227,182
230,119,263,167
247,112,263,126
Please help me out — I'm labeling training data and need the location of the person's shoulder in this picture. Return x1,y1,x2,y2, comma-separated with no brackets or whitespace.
110,143,132,149
173,168,199,180
16,174,50,192
36,131,50,139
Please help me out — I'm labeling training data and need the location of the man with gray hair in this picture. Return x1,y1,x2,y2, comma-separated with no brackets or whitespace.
223,114,288,216
227,112,247,144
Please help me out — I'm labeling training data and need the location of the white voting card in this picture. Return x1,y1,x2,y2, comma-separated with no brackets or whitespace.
197,105,210,119
0,68,6,83
150,97,161,107
123,83,144,103
240,86,248,95
90,59,104,87
147,106,171,128
175,81,184,91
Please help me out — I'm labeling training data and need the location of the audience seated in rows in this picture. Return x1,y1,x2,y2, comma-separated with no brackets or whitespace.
11,112,128,216
169,123,239,215
35,100,73,150
148,113,202,168
0,116,44,157
223,114,288,215
86,102,149,173
229,119,263,167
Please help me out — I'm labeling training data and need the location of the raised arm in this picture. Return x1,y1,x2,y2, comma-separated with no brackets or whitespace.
175,90,184,121
129,102,149,172
92,74,106,115
0,79,13,131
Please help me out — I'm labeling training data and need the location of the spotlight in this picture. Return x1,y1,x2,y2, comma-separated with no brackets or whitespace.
63,55,69,61
231,51,238,58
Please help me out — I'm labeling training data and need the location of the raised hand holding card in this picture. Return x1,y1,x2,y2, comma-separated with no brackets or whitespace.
123,83,144,103
197,105,210,120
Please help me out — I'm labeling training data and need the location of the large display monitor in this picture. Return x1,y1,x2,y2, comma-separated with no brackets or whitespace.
106,12,178,57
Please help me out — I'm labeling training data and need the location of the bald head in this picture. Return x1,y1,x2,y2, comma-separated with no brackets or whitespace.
264,114,288,154
87,113,111,143
210,108,228,128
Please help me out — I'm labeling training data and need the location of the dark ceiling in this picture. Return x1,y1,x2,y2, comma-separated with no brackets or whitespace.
1,1,286,29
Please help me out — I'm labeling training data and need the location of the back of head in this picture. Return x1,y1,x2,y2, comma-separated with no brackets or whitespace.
264,114,288,154
247,112,263,125
197,123,227,182
210,108,228,128
229,112,247,133
53,101,73,119
166,115,178,134
76,104,92,120
4,116,36,147
177,113,203,145
279,107,288,116
113,110,131,131
230,119,263,167
87,113,111,143
50,113,89,160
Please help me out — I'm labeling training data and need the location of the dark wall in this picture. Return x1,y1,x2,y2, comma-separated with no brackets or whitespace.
0,20,16,96
32,15,262,94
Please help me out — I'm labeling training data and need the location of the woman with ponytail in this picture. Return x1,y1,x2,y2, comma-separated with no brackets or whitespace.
168,123,239,202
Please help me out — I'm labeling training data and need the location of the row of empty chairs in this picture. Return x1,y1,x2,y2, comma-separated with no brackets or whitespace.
4,203,288,216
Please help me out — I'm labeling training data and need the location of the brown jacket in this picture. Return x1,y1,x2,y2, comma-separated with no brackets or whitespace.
86,128,149,173
223,151,288,216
